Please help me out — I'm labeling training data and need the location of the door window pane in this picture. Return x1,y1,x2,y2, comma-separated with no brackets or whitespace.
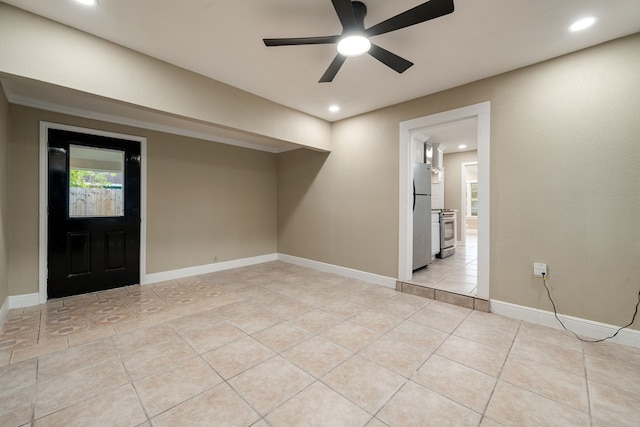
69,145,124,217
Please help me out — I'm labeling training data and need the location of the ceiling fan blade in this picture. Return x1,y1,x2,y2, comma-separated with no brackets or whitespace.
368,44,413,74
365,0,454,37
319,54,347,83
332,0,357,31
264,35,340,46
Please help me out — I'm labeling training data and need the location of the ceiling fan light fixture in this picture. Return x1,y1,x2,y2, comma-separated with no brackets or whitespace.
263,0,456,82
337,35,371,57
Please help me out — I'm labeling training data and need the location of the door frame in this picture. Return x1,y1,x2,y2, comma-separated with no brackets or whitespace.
398,102,490,299
39,122,147,303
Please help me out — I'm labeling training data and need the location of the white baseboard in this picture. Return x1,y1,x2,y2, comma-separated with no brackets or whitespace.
9,293,41,310
143,253,279,285
0,296,8,329
145,253,396,289
9,258,637,349
278,254,397,289
491,299,640,348
6,254,391,311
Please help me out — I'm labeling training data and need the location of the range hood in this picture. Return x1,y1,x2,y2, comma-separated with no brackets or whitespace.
416,134,443,172
429,142,444,172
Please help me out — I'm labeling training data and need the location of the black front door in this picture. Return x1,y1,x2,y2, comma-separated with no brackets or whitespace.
47,128,141,299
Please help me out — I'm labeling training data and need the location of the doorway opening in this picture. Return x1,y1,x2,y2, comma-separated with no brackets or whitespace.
39,122,147,303
398,102,490,300
461,162,479,248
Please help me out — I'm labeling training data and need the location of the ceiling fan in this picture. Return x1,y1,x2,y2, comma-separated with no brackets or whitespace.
263,0,455,83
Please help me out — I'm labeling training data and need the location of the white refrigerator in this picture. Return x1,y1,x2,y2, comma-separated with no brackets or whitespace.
412,161,432,270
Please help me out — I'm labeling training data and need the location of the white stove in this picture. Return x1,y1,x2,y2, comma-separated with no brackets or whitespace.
436,209,456,258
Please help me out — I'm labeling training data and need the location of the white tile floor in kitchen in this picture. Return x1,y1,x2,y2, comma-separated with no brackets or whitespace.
1,260,639,426
411,229,479,297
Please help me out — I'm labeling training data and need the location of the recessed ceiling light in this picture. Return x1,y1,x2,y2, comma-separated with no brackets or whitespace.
329,105,340,113
337,35,371,57
569,17,596,32
75,0,97,6
458,144,467,149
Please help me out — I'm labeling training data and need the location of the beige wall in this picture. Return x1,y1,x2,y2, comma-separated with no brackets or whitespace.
0,3,331,152
443,151,478,238
278,113,398,274
278,33,640,329
8,105,278,296
278,105,469,279
146,129,277,273
0,83,9,308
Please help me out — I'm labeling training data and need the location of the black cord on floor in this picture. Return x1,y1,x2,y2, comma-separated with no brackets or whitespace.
541,273,640,343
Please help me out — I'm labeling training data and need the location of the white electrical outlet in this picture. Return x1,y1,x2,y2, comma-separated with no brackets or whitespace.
533,262,547,277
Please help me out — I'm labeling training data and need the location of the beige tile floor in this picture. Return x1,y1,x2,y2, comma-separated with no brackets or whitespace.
1,261,639,426
411,229,479,297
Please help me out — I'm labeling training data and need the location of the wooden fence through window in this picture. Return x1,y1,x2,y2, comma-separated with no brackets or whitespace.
69,187,123,217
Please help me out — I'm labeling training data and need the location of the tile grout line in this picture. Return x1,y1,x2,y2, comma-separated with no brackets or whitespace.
29,338,133,424
216,352,290,423
487,322,597,422
167,298,287,424
240,278,403,423
582,344,595,425
378,307,491,422
475,318,522,425
121,329,161,425
30,357,39,425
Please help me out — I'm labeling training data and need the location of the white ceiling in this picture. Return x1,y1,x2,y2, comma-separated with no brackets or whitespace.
415,117,478,154
2,0,640,145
